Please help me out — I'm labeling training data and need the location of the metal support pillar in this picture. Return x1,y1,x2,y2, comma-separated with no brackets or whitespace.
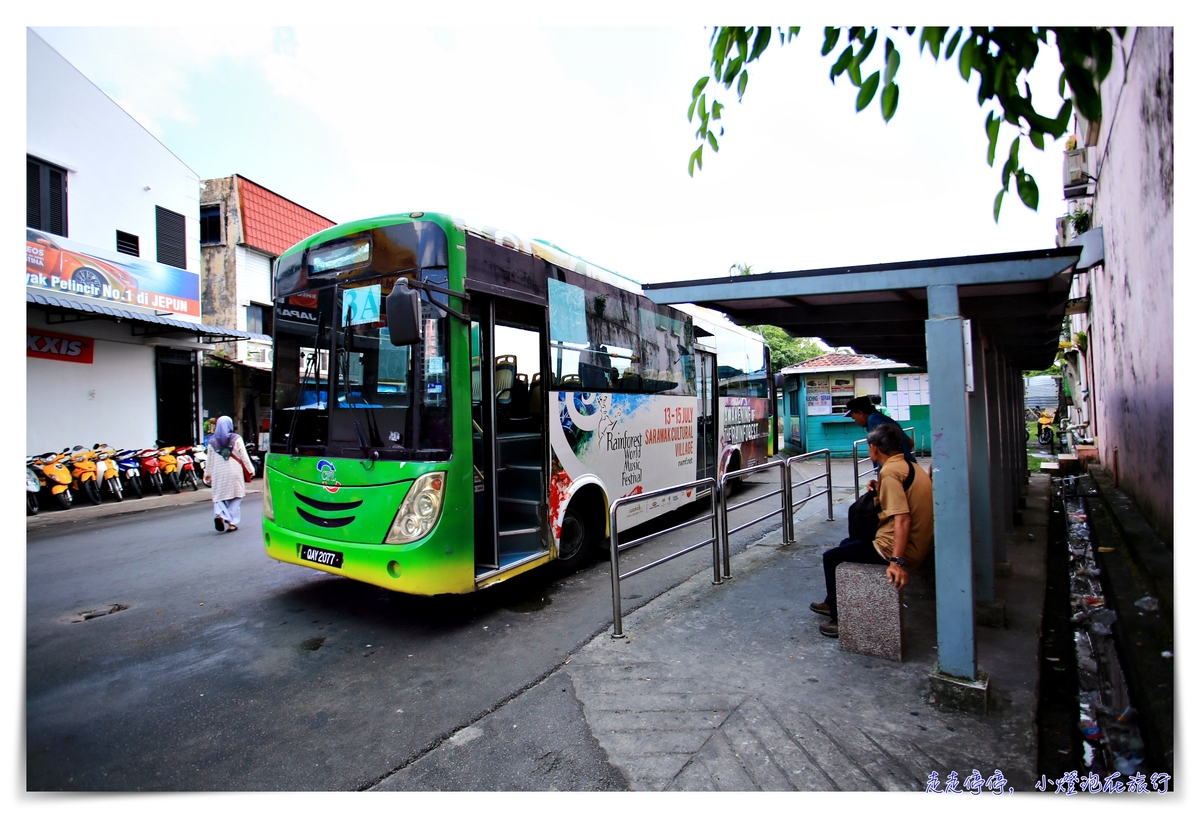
984,343,1008,565
1011,364,1025,496
925,284,976,680
997,357,1016,530
967,322,995,605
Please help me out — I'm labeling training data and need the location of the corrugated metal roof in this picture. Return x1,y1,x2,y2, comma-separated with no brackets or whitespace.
26,292,264,342
644,247,1081,371
237,176,336,257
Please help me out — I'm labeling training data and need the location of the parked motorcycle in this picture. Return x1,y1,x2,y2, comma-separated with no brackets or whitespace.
192,445,207,481
1037,409,1057,445
30,451,73,510
176,445,201,491
26,462,41,515
116,449,143,499
155,441,181,493
139,447,164,496
68,445,103,505
93,443,123,502
243,441,262,480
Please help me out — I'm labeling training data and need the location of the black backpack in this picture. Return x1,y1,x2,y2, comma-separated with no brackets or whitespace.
848,462,915,543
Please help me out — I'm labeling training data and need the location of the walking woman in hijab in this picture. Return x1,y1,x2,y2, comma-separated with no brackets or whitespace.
204,415,255,532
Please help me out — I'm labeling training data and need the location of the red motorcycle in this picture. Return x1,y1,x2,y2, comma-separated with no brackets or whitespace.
139,448,164,496
176,445,201,491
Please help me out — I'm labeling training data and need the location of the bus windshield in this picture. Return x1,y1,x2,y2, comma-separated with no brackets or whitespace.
271,279,451,459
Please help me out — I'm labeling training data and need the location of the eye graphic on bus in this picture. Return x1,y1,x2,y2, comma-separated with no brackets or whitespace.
316,459,340,493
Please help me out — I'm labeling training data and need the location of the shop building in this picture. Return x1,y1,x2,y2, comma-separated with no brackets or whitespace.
778,352,929,457
26,29,255,455
198,175,335,446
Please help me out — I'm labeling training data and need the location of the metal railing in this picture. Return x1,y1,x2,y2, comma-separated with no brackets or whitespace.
718,460,789,580
782,449,834,543
852,426,916,499
605,448,842,637
608,477,719,639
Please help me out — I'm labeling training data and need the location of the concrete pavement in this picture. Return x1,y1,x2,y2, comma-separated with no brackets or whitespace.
26,478,262,533
377,460,1051,792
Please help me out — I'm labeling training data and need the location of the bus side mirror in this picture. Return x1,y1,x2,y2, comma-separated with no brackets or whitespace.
385,281,421,346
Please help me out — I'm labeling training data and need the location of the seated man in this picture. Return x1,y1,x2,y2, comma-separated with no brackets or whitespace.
811,422,934,638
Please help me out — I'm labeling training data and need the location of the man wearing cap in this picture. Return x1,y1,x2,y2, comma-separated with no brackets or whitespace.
844,395,916,471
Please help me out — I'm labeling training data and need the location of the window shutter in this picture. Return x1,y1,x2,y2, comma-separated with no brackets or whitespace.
27,156,68,236
156,206,187,269
27,160,41,229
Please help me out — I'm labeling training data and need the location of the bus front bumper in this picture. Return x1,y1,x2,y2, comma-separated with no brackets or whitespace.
262,519,475,596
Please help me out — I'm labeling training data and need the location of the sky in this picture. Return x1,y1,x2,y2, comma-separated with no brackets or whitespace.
26,18,1095,285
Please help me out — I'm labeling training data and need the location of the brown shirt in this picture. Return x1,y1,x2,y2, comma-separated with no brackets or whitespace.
873,453,933,568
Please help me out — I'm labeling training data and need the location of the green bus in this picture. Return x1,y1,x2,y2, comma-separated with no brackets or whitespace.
263,212,772,595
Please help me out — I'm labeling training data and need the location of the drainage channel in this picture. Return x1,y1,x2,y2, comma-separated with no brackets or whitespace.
1051,474,1155,787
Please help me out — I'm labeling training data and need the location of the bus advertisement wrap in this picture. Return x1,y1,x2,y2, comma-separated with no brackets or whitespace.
549,390,698,537
26,229,201,318
721,395,771,471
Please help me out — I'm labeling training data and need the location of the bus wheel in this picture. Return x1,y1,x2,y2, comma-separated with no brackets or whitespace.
557,506,597,571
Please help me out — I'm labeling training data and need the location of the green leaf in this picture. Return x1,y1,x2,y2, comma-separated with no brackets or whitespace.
993,189,1005,222
856,72,880,112
958,36,975,81
945,27,963,60
722,56,743,87
1008,136,1021,165
830,46,854,82
750,26,772,61
881,81,899,121
691,76,709,100
985,112,1000,165
885,45,900,85
737,69,748,99
821,27,841,56
1054,98,1074,133
712,101,723,120
853,28,878,66
1029,130,1045,150
707,131,720,152
687,96,698,122
1016,171,1039,209
713,28,731,73
849,60,862,87
688,146,704,176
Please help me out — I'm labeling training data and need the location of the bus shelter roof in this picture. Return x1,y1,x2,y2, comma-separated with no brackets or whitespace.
642,247,1083,371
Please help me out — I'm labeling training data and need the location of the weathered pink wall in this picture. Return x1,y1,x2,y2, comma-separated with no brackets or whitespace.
1086,27,1173,542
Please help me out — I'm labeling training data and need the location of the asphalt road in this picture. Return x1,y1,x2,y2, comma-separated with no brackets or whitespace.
26,474,800,791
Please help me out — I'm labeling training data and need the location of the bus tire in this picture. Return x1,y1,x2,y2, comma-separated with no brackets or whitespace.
557,505,598,571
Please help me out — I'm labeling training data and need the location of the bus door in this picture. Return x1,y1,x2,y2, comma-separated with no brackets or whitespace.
471,296,550,576
696,350,718,482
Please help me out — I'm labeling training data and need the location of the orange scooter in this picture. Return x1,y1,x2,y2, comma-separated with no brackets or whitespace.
30,450,74,510
155,441,181,494
68,445,102,505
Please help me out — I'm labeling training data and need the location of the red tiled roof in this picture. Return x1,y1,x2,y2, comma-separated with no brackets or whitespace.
797,353,890,369
237,176,335,257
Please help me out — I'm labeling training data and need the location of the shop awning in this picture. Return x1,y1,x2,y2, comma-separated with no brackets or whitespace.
27,292,266,345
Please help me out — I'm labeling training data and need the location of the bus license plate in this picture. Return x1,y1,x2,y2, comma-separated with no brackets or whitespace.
299,544,344,569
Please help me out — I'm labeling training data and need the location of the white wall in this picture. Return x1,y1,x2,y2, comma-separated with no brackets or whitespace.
1082,27,1173,539
26,29,201,279
26,318,158,455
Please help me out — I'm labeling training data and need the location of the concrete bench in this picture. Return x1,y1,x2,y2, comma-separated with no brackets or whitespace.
835,562,904,661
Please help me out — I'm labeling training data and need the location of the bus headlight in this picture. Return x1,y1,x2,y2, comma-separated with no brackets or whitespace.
263,472,274,522
384,472,445,544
